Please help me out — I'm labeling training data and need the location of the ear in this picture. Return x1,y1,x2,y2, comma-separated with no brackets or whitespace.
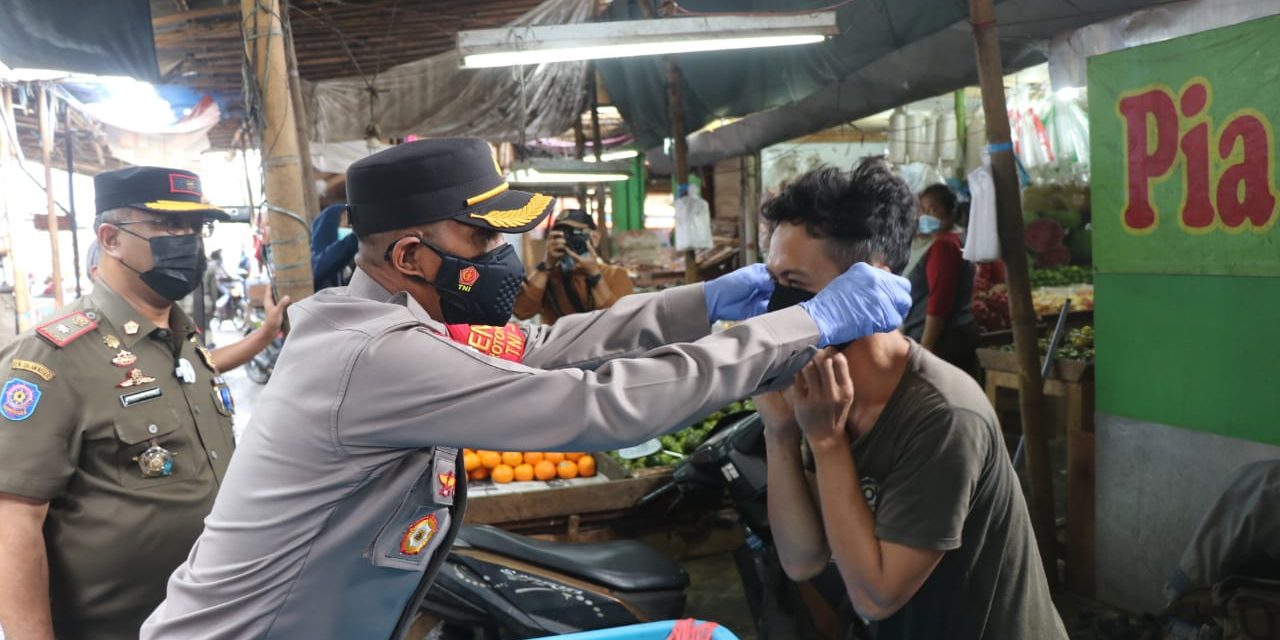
98,223,124,257
391,236,435,280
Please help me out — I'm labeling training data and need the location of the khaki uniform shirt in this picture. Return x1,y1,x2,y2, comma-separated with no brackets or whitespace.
0,281,236,640
142,268,819,640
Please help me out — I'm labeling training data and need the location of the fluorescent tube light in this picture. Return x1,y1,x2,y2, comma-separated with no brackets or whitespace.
459,13,838,69
507,159,632,184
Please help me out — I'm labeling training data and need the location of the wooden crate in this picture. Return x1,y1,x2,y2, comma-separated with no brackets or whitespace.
976,347,1093,382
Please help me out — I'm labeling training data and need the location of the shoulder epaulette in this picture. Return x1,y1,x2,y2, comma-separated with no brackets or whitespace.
35,311,98,348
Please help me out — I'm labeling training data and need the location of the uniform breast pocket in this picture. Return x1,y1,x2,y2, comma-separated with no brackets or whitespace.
113,408,195,489
368,456,454,571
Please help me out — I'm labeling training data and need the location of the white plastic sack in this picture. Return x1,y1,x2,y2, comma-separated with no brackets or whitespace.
674,192,713,252
963,162,1001,263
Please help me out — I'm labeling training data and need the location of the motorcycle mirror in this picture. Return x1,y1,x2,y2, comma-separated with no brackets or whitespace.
616,439,662,459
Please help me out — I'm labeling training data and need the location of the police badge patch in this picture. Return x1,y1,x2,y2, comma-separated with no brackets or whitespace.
400,513,439,556
860,476,881,514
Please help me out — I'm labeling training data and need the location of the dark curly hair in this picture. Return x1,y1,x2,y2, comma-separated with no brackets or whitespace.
760,158,916,275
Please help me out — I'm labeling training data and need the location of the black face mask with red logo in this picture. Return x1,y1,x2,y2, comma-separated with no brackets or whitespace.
407,238,525,326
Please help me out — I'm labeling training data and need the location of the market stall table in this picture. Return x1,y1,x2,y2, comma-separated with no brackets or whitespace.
977,348,1095,596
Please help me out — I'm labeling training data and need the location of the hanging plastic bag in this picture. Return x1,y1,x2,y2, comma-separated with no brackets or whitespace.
963,157,1001,263
673,184,713,251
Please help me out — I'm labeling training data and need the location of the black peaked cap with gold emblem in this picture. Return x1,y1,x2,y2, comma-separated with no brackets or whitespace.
346,138,554,237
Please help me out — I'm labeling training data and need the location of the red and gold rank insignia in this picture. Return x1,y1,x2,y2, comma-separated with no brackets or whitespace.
35,311,98,348
400,513,439,556
437,471,456,499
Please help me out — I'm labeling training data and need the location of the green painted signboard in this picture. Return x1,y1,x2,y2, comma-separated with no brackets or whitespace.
1089,15,1280,277
1090,17,1280,446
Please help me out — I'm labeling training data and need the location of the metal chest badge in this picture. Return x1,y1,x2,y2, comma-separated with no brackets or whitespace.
111,350,138,368
133,439,174,478
117,368,157,388
431,448,458,506
211,377,235,417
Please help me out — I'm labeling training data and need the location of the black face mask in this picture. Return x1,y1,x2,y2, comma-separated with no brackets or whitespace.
767,284,817,312
396,236,525,326
117,228,206,301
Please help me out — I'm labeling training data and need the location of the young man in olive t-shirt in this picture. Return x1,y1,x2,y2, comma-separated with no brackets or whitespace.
755,161,1067,639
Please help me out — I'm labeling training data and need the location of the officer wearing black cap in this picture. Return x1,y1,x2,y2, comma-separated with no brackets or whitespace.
143,137,912,639
0,166,240,640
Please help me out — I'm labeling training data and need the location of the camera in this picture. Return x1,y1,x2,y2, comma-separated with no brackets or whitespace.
560,226,591,256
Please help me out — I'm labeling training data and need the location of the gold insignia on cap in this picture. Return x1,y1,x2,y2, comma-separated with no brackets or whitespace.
468,194,552,229
124,321,140,335
465,182,510,207
11,359,54,381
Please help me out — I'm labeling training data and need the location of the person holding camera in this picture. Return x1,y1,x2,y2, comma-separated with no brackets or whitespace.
514,209,634,324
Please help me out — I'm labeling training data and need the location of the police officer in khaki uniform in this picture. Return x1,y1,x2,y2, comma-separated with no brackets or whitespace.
0,167,238,640
142,138,914,640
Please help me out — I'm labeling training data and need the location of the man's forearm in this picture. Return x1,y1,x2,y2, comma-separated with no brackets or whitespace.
513,272,550,320
210,327,273,372
765,430,830,580
0,500,55,640
810,437,900,619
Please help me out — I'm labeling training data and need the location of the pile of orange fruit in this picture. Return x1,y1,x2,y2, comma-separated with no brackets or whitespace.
462,450,597,483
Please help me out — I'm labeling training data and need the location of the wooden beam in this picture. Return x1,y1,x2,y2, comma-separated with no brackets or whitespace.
152,5,240,28
969,0,1057,580
1,86,33,332
38,85,64,308
242,0,315,304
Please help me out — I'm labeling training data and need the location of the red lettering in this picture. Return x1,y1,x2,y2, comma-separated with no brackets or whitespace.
1180,121,1215,229
1119,89,1179,231
1216,114,1276,229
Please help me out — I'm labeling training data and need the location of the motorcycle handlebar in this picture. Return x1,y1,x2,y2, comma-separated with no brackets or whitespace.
637,481,677,507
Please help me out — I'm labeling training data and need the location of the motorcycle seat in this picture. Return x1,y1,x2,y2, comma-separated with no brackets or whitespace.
457,525,689,592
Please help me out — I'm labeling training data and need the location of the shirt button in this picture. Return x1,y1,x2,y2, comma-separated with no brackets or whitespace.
148,424,159,434
156,329,171,339
193,406,201,415
210,450,219,460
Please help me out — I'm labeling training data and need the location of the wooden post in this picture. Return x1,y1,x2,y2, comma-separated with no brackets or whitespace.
38,84,64,308
573,110,587,210
242,0,315,304
1,85,32,332
661,3,697,283
969,0,1057,579
63,104,82,299
589,69,611,259
282,2,320,222
740,154,760,264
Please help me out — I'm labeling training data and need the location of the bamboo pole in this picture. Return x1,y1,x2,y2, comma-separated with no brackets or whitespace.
242,0,315,304
968,0,1057,579
1,86,32,333
282,0,320,222
63,104,82,299
660,1,698,284
589,69,611,260
38,84,64,308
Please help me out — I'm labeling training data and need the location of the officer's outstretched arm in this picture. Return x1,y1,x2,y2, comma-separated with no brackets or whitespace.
521,284,709,371
336,306,818,452
0,493,55,640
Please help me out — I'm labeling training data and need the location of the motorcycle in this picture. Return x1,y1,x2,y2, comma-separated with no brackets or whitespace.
242,314,282,385
420,412,863,640
214,273,249,331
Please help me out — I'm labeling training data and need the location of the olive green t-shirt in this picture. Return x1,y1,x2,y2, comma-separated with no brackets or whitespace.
812,341,1068,639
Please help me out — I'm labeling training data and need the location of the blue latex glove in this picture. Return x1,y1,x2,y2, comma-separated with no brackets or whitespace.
703,263,775,323
799,263,913,347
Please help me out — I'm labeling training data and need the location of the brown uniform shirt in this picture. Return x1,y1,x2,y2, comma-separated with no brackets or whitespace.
0,281,236,640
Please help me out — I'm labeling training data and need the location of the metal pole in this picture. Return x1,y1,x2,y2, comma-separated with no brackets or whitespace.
969,0,1057,579
63,102,82,298
242,0,315,305
38,84,64,308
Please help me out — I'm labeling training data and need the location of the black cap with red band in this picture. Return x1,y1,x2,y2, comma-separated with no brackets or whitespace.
94,166,229,221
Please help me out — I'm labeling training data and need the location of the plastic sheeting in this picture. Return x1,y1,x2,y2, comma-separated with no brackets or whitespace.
305,0,593,145
624,0,1166,173
1047,0,1280,91
0,0,159,82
